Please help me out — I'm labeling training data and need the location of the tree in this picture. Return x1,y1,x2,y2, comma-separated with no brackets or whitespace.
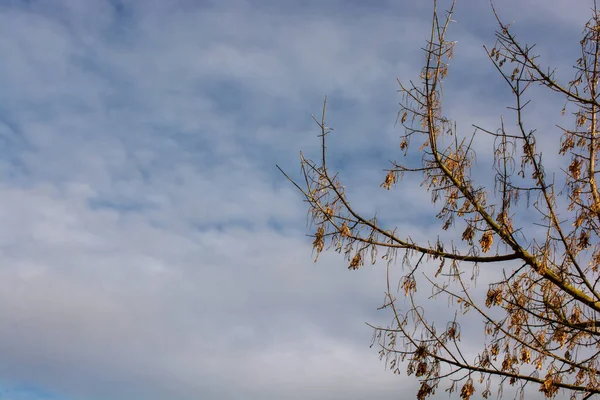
279,1,600,399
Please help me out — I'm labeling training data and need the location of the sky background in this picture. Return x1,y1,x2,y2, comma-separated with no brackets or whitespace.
0,0,595,399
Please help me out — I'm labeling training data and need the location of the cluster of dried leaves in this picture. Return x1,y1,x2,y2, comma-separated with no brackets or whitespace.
279,0,600,399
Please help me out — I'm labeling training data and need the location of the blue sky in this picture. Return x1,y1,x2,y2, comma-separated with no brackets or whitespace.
0,0,594,399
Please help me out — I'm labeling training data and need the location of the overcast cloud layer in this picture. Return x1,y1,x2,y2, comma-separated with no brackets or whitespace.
0,0,594,399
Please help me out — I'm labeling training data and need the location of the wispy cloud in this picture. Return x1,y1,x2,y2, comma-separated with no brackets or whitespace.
0,0,590,399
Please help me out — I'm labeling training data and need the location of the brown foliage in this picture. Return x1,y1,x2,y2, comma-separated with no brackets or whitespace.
279,0,600,399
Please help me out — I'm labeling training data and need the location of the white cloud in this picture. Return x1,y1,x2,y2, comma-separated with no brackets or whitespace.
0,0,590,399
